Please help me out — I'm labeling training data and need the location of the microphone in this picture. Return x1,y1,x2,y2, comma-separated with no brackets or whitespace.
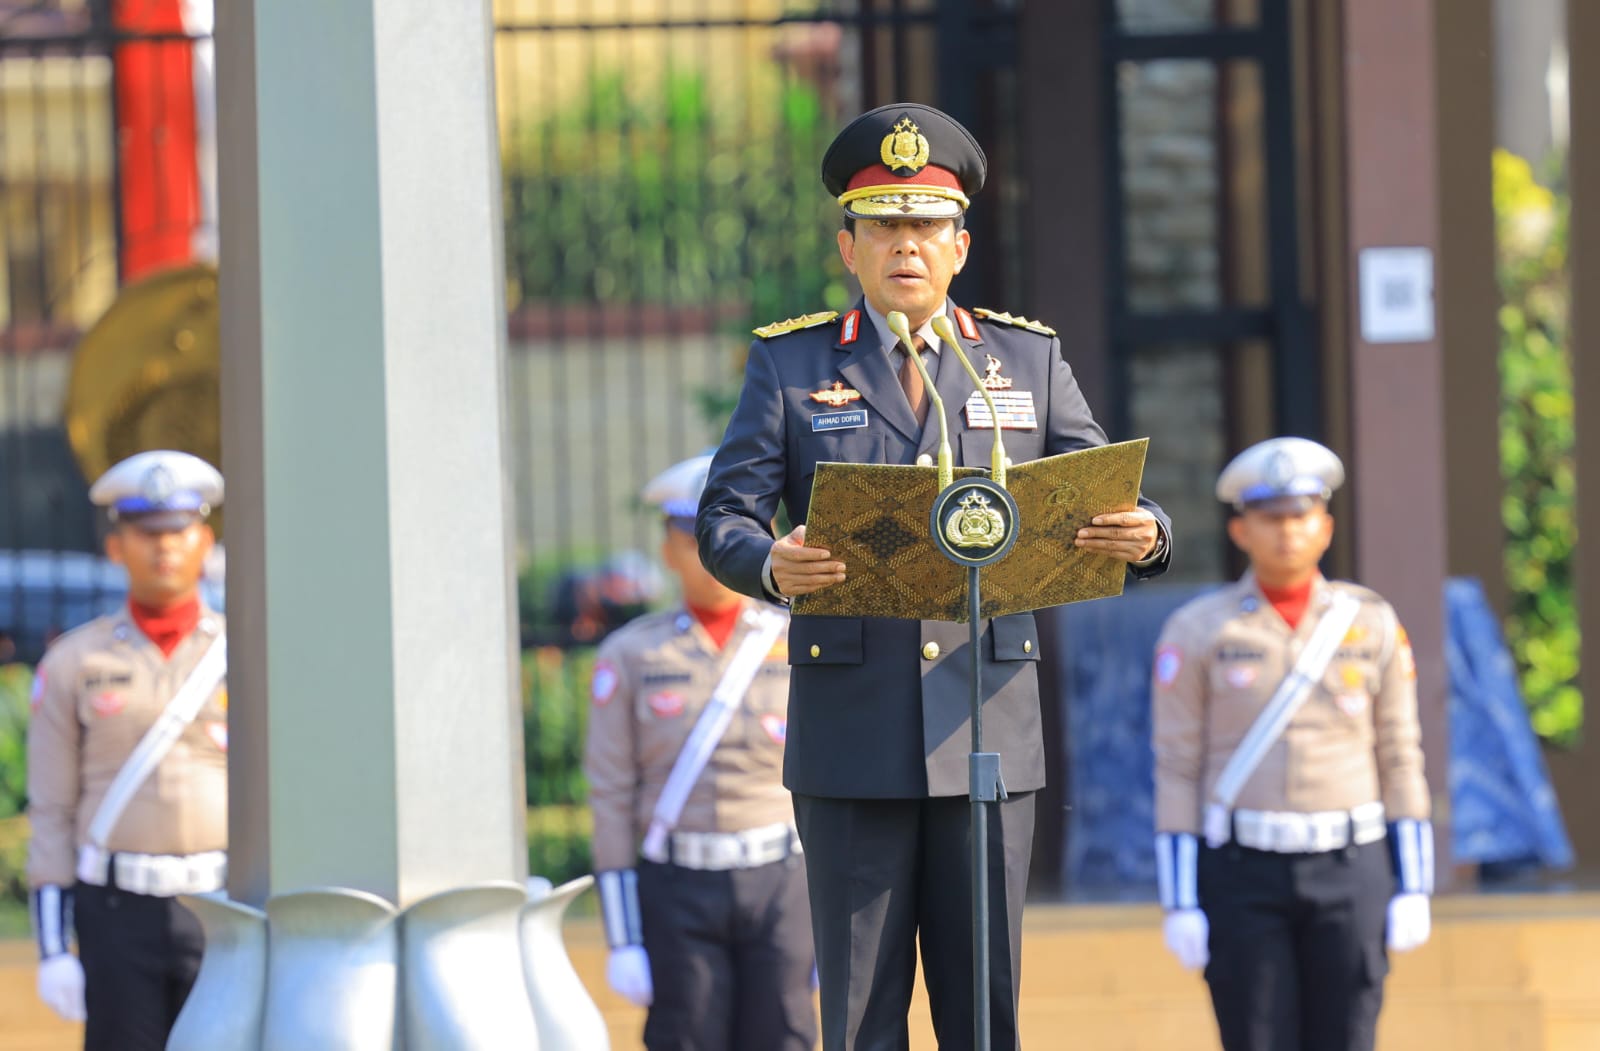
931,314,1008,488
887,311,952,491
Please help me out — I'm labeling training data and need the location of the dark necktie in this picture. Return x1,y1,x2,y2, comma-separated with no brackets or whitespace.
898,336,930,427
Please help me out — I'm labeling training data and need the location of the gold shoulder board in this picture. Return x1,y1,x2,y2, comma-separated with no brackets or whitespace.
753,310,839,339
972,307,1056,337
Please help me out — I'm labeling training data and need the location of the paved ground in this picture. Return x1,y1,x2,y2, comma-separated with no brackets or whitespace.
2,895,1596,1050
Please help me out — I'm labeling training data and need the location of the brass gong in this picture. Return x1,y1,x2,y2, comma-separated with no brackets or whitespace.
64,262,223,534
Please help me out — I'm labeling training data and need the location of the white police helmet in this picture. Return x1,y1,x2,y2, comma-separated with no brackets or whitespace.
89,450,223,531
1215,437,1344,513
641,454,714,528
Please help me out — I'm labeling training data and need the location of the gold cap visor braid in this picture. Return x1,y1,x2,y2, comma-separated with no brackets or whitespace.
838,183,970,219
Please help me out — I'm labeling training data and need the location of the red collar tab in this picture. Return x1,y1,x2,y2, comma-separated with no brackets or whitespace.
687,601,744,651
839,309,862,345
128,595,202,658
955,307,979,341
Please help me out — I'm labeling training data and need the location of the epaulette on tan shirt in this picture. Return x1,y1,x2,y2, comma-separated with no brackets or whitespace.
26,608,228,888
1151,574,1429,835
582,602,793,873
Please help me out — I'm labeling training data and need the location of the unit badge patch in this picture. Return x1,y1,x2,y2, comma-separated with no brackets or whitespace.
648,691,686,719
591,661,619,707
30,670,45,712
1396,624,1417,680
760,713,787,744
207,723,229,752
1154,645,1183,687
91,691,126,718
1225,665,1257,689
1335,693,1369,717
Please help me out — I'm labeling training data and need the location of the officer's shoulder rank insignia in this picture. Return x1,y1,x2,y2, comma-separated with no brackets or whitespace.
972,307,1056,337
753,310,839,339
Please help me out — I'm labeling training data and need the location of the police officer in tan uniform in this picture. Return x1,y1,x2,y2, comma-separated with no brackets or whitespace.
585,454,816,1051
1151,437,1433,1051
27,450,227,1050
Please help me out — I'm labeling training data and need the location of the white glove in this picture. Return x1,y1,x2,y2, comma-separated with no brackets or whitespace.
1162,908,1209,971
607,945,653,1007
37,953,86,1023
1387,892,1431,952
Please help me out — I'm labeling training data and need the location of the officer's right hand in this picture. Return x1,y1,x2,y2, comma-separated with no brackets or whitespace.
37,953,86,1023
770,526,846,596
1162,909,1209,971
606,945,654,1007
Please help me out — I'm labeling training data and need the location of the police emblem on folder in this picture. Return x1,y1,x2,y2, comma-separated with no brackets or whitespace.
794,438,1150,621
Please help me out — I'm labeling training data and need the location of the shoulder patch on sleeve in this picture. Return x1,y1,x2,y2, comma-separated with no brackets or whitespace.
590,659,620,706
1154,644,1184,687
753,310,839,339
971,307,1056,337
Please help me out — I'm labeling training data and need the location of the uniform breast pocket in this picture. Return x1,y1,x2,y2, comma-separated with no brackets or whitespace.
800,426,886,471
959,428,1044,469
989,613,1040,662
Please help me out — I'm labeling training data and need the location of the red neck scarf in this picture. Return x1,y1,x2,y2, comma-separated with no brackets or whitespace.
688,601,744,651
1259,577,1317,630
129,596,201,658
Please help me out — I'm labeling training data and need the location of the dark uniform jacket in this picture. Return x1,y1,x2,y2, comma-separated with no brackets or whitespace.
698,299,1172,799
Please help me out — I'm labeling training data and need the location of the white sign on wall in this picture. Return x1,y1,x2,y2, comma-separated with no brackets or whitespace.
1358,246,1435,344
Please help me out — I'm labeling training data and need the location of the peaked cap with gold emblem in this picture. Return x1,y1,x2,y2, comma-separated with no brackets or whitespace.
821,102,987,220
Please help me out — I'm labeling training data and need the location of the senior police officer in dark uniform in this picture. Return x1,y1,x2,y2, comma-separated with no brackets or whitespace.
1151,437,1433,1051
697,102,1173,1050
27,450,227,1050
586,454,817,1051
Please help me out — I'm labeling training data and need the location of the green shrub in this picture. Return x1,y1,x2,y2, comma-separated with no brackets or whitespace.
502,70,851,332
1494,148,1581,746
0,664,30,819
522,645,595,807
0,815,27,922
527,804,594,891
522,646,597,883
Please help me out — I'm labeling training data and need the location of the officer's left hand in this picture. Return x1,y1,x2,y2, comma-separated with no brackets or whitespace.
1386,893,1431,952
1075,509,1160,563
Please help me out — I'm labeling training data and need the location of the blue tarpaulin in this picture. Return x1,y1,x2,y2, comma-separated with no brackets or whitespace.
1052,578,1573,895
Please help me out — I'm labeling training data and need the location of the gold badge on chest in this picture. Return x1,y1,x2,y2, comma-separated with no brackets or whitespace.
810,381,863,407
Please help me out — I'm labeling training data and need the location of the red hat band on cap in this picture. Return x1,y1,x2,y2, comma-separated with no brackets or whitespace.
838,161,970,217
845,163,964,195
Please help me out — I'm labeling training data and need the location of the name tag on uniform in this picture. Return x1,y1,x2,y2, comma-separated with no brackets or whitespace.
965,390,1037,430
812,408,869,432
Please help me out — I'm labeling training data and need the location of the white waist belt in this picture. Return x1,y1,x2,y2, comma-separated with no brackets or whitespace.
1207,801,1386,854
665,822,800,871
77,844,227,897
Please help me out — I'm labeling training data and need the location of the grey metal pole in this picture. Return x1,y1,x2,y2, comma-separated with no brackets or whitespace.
969,564,991,1051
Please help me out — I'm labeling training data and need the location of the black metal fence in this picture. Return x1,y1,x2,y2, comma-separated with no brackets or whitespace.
1,0,218,661
500,0,1023,881
0,0,1025,883
496,0,1022,646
